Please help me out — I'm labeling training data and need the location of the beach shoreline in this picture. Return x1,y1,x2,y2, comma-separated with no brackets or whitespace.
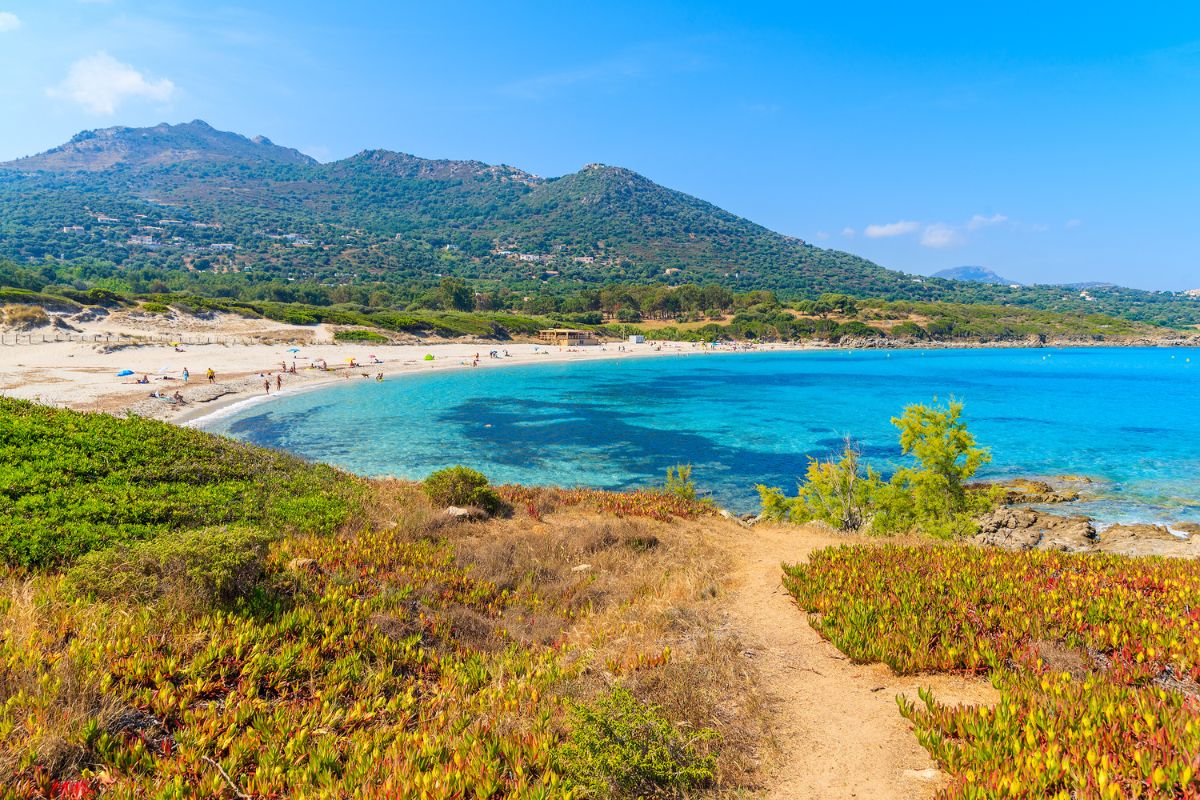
6,329,1198,426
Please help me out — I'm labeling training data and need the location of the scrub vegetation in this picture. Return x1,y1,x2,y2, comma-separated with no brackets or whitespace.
0,400,757,798
758,399,1001,538
784,545,1200,798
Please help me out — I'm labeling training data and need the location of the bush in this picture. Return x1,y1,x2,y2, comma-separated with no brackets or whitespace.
1,304,50,330
663,464,698,502
888,399,996,537
758,401,999,537
758,439,882,530
334,328,389,343
139,302,170,314
64,526,271,605
557,687,717,798
423,465,507,515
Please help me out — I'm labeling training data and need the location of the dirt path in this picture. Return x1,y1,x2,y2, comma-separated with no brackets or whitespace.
725,525,997,800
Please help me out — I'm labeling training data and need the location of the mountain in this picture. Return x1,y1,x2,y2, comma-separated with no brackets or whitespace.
1,120,315,172
0,120,917,297
1,121,1199,328
930,266,1017,286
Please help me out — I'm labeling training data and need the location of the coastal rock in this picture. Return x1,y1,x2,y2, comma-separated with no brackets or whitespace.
974,507,1096,552
1096,524,1198,559
287,557,321,575
975,510,1199,559
1174,522,1200,536
986,478,1081,505
442,505,488,521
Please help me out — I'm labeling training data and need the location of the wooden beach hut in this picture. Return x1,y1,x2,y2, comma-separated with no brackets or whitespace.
537,328,599,346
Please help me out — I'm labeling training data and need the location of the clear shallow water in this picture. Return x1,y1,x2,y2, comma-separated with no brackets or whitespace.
201,347,1200,524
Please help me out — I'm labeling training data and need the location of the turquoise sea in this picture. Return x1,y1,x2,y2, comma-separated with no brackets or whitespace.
200,347,1200,525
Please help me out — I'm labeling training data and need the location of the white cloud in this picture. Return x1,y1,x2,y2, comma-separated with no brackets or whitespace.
966,213,1008,230
0,11,20,32
841,227,856,238
920,223,962,248
1065,218,1083,229
864,220,920,239
47,52,175,115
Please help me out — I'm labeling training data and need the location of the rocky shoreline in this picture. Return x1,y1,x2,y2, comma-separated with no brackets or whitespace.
974,478,1199,558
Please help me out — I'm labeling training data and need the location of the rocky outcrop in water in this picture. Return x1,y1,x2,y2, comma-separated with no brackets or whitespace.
976,507,1097,552
974,508,1198,558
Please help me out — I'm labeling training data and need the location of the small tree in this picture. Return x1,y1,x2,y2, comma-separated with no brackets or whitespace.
888,399,992,537
664,464,698,501
758,438,881,531
797,439,882,530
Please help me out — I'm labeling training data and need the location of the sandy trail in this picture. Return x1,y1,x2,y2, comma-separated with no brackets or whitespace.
725,525,998,799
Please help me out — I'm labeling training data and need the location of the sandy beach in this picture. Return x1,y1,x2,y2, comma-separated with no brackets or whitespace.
0,330,761,425
4,305,1196,427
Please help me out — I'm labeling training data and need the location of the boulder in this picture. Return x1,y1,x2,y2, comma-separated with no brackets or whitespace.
1096,524,1199,558
975,507,1096,553
287,557,321,575
442,505,488,521
987,478,1081,505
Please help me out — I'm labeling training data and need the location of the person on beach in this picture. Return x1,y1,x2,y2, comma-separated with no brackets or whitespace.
275,374,282,391
264,379,271,394
182,367,189,382
207,368,215,383
376,373,383,382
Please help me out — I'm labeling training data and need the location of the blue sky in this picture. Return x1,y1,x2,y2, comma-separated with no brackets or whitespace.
1,1,1198,289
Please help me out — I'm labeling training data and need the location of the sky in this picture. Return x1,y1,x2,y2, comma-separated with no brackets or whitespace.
1,2,1198,290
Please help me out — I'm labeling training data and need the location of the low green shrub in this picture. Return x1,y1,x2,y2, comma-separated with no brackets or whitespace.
557,686,717,798
0,398,358,568
758,401,1000,537
139,302,170,314
422,465,507,515
334,328,389,343
663,464,698,502
758,440,882,530
64,525,271,605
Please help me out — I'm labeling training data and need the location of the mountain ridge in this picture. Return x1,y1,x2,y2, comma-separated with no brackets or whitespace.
930,266,1018,286
2,120,316,172
1,120,1198,328
0,119,913,297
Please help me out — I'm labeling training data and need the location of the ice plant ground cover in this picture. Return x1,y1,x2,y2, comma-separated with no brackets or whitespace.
784,545,1200,798
0,399,734,798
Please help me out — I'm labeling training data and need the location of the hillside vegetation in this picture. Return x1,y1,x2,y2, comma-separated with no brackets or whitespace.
3,121,1199,327
785,545,1200,799
0,266,1181,346
0,399,764,799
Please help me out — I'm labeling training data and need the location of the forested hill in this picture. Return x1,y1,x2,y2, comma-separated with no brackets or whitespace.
2,121,1198,326
0,121,916,297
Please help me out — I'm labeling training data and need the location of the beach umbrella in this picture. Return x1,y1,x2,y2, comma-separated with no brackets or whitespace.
116,369,134,377
424,354,435,361
286,347,301,353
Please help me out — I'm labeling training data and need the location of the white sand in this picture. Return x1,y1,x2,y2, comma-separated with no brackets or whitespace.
0,332,776,425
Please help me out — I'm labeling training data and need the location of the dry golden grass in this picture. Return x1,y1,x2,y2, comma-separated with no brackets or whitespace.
1,305,50,331
0,580,121,779
367,481,769,793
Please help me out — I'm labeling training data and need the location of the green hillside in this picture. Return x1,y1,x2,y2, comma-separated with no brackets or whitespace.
2,121,1199,326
